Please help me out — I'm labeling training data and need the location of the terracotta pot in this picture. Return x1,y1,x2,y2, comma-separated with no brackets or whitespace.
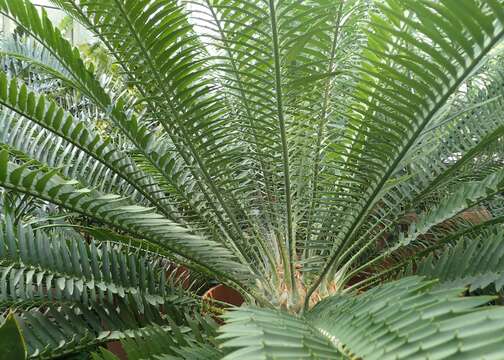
107,341,128,360
202,284,244,306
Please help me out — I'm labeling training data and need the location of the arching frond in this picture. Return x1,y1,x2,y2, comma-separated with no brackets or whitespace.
222,277,504,359
0,149,255,289
92,317,223,360
407,228,504,293
306,0,504,302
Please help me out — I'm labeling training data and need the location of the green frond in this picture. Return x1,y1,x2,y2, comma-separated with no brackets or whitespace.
92,319,223,360
334,66,504,288
412,69,504,200
308,276,504,359
342,168,504,283
0,70,180,219
0,35,77,90
220,307,342,359
308,0,504,297
0,149,254,289
408,228,504,293
222,277,504,359
2,0,270,269
118,315,222,360
54,0,258,243
0,109,145,202
11,299,166,358
0,0,212,229
0,214,220,358
0,311,27,360
0,215,196,308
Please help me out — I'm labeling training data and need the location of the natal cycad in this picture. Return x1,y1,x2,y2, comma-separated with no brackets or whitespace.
0,0,504,358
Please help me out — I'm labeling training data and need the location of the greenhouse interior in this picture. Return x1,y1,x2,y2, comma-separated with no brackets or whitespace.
1,0,504,359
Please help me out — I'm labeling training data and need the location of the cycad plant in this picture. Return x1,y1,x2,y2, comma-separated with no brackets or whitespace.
2,0,504,358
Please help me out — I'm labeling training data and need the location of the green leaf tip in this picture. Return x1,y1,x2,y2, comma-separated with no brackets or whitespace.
0,311,27,360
